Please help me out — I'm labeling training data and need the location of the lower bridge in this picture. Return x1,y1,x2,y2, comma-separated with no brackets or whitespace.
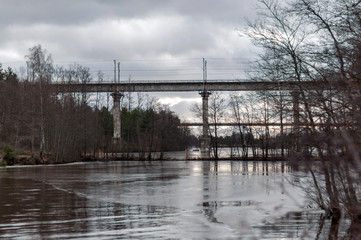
182,122,295,127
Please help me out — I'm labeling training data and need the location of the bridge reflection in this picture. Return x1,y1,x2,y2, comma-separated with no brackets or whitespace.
192,161,290,175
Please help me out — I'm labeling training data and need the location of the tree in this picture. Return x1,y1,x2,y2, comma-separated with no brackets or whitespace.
229,93,252,158
0,66,20,147
0,64,4,82
191,92,227,159
245,0,361,237
26,45,53,158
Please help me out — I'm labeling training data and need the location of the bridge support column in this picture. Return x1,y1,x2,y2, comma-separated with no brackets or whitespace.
112,92,123,140
292,91,300,152
199,91,211,158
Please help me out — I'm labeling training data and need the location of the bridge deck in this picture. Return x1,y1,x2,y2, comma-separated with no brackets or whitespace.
50,80,334,93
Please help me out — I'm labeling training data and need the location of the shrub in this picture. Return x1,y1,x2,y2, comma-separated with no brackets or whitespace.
0,160,6,167
2,144,14,165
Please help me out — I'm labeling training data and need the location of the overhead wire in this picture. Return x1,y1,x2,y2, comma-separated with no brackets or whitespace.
2,57,254,81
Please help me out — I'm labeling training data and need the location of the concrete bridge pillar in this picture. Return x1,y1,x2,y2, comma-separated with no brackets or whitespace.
111,92,123,140
199,91,211,158
292,91,300,152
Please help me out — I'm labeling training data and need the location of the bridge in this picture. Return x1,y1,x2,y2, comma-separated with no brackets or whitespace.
182,122,297,127
51,79,336,157
50,79,332,93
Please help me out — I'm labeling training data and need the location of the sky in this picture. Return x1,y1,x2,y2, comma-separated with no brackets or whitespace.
0,0,260,121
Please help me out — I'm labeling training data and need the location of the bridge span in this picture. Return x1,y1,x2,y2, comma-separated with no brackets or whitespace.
181,122,340,127
50,79,333,93
181,122,295,127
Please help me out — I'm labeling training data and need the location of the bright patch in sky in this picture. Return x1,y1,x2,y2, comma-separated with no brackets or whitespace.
0,49,21,61
159,97,201,107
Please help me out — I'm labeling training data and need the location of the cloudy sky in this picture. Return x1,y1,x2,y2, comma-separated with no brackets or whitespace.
0,0,260,121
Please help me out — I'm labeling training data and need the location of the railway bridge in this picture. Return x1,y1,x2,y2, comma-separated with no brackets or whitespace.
50,79,333,157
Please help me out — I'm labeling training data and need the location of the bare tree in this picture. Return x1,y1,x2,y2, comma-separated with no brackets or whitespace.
229,93,258,158
26,45,53,158
246,0,361,237
191,92,227,159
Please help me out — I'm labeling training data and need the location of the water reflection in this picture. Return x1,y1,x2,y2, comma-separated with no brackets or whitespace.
0,177,179,239
0,161,348,239
207,161,289,175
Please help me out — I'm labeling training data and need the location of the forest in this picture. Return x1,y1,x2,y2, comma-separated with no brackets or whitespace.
0,46,196,164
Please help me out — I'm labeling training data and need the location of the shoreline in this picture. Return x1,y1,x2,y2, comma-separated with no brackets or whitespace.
1,153,288,167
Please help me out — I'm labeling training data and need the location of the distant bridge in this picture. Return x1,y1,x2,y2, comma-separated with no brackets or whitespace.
181,122,295,127
181,122,340,127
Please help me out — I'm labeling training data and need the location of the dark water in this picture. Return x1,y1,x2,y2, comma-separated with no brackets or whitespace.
0,161,348,239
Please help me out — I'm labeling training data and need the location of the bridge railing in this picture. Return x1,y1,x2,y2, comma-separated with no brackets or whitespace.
51,79,250,84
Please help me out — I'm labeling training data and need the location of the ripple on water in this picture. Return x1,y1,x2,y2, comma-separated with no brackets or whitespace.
0,161,350,239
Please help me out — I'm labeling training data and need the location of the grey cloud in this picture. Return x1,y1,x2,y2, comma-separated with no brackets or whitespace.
0,0,259,121
0,0,257,27
1,0,258,82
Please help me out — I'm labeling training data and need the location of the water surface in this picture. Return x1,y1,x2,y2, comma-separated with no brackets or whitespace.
0,161,338,239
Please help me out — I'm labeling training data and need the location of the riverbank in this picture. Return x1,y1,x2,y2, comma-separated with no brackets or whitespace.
1,145,292,166
0,152,288,167
0,154,48,166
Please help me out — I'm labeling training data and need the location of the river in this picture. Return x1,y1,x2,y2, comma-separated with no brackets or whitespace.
0,161,348,239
